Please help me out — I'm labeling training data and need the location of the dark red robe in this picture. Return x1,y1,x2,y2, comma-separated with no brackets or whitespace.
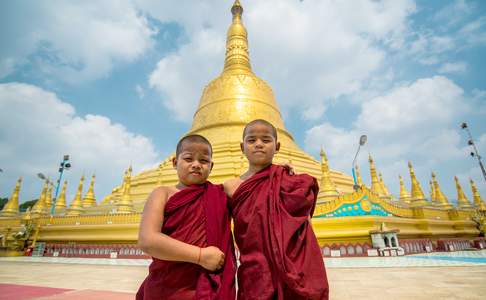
137,183,236,300
229,165,328,300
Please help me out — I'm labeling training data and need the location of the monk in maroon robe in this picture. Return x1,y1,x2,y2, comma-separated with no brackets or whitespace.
229,164,328,300
137,183,236,300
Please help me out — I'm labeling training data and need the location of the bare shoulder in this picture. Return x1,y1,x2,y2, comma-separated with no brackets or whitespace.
146,186,172,207
223,177,243,197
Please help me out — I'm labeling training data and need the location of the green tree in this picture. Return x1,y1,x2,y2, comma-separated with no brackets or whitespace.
19,199,38,212
0,197,8,210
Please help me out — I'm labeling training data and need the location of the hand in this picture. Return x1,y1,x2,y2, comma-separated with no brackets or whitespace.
280,162,295,175
198,246,225,271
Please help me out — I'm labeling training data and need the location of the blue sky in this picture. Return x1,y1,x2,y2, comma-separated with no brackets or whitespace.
1,0,485,204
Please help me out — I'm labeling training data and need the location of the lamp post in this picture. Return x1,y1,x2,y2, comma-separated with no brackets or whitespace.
352,135,367,190
461,122,486,184
39,155,71,216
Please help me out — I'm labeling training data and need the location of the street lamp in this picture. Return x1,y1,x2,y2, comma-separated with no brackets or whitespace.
352,135,367,190
461,122,486,184
39,155,72,216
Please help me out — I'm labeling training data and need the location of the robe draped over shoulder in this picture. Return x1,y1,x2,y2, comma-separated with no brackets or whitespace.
137,182,236,300
229,165,328,300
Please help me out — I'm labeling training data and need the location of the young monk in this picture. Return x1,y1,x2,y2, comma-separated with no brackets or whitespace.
224,119,329,300
137,134,236,300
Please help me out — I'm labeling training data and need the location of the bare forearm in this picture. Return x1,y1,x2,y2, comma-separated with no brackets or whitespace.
139,232,199,263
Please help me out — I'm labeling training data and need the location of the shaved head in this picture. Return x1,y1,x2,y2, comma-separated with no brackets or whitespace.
242,119,277,140
176,134,212,157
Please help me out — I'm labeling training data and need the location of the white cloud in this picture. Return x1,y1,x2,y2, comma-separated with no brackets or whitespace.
0,82,160,202
438,62,468,74
142,0,415,121
0,1,156,83
305,76,472,197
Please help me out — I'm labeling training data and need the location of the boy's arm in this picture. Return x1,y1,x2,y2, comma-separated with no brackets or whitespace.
138,187,224,271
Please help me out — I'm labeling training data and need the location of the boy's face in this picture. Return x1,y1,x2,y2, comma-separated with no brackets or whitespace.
241,123,280,167
173,141,213,186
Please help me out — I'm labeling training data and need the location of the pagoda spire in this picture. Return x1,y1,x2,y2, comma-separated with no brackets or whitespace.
31,180,49,215
429,180,437,204
66,176,85,216
317,147,338,201
1,177,22,217
368,154,385,196
45,182,53,209
408,161,428,207
223,0,252,72
379,172,391,197
355,165,364,186
454,176,472,209
117,166,135,213
399,175,411,204
55,180,68,213
431,172,453,209
82,175,97,208
470,178,486,210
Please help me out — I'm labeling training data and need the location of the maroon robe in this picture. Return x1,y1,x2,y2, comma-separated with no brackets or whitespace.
137,183,236,300
229,165,328,300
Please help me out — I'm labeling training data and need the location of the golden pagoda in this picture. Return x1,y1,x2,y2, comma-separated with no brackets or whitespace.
454,176,472,209
1,0,485,257
1,178,22,217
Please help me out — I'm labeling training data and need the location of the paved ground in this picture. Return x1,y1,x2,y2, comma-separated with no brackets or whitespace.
1,251,486,299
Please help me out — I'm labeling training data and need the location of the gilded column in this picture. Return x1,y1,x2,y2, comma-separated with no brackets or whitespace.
1,177,22,217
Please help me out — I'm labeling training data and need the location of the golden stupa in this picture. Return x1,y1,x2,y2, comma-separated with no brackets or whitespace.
1,0,486,257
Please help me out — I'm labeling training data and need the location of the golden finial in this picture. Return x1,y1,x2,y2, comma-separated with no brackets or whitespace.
368,154,385,196
224,0,251,72
407,161,428,207
317,147,338,202
454,176,471,209
1,177,22,217
82,175,97,208
66,176,85,216
45,182,53,209
470,178,486,210
431,172,452,209
399,175,411,204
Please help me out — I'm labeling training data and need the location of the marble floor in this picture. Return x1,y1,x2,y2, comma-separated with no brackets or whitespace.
1,251,486,299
